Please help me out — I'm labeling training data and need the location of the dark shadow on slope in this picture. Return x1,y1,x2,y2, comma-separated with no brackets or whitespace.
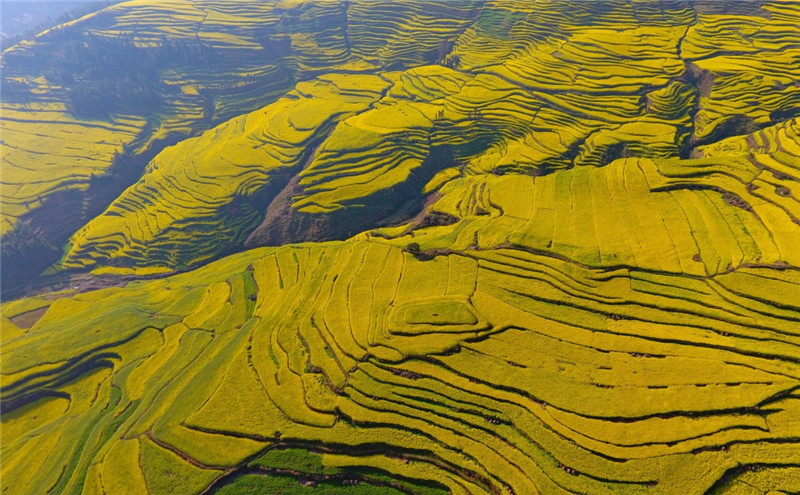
692,114,760,154
245,145,457,248
770,107,800,125
0,135,181,299
690,1,772,18
679,62,763,158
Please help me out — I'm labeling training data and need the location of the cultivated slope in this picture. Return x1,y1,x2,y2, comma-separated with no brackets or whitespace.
4,122,800,492
2,1,800,494
0,0,480,287
43,0,800,277
4,235,800,493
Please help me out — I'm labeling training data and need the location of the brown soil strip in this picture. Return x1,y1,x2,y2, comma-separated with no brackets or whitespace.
9,306,48,329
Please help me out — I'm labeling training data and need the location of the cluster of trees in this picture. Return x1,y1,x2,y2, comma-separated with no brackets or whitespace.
91,144,147,187
0,221,40,262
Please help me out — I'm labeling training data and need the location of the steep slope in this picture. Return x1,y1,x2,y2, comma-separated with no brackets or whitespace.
4,118,800,494
3,1,800,494
0,0,481,289
61,74,392,270
41,0,800,278
381,118,800,277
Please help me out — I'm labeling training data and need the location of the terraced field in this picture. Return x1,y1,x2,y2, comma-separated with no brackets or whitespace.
3,0,800,494
34,0,797,276
4,238,800,493
1,0,480,285
391,119,800,276
61,74,392,270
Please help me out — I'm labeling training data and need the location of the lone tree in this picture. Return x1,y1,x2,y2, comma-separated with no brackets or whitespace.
405,242,421,254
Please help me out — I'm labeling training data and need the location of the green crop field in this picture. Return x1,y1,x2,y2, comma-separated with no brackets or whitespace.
2,0,800,494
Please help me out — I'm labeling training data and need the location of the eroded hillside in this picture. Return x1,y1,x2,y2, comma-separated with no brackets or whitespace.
2,1,800,494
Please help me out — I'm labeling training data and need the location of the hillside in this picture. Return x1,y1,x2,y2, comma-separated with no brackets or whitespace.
2,1,800,494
